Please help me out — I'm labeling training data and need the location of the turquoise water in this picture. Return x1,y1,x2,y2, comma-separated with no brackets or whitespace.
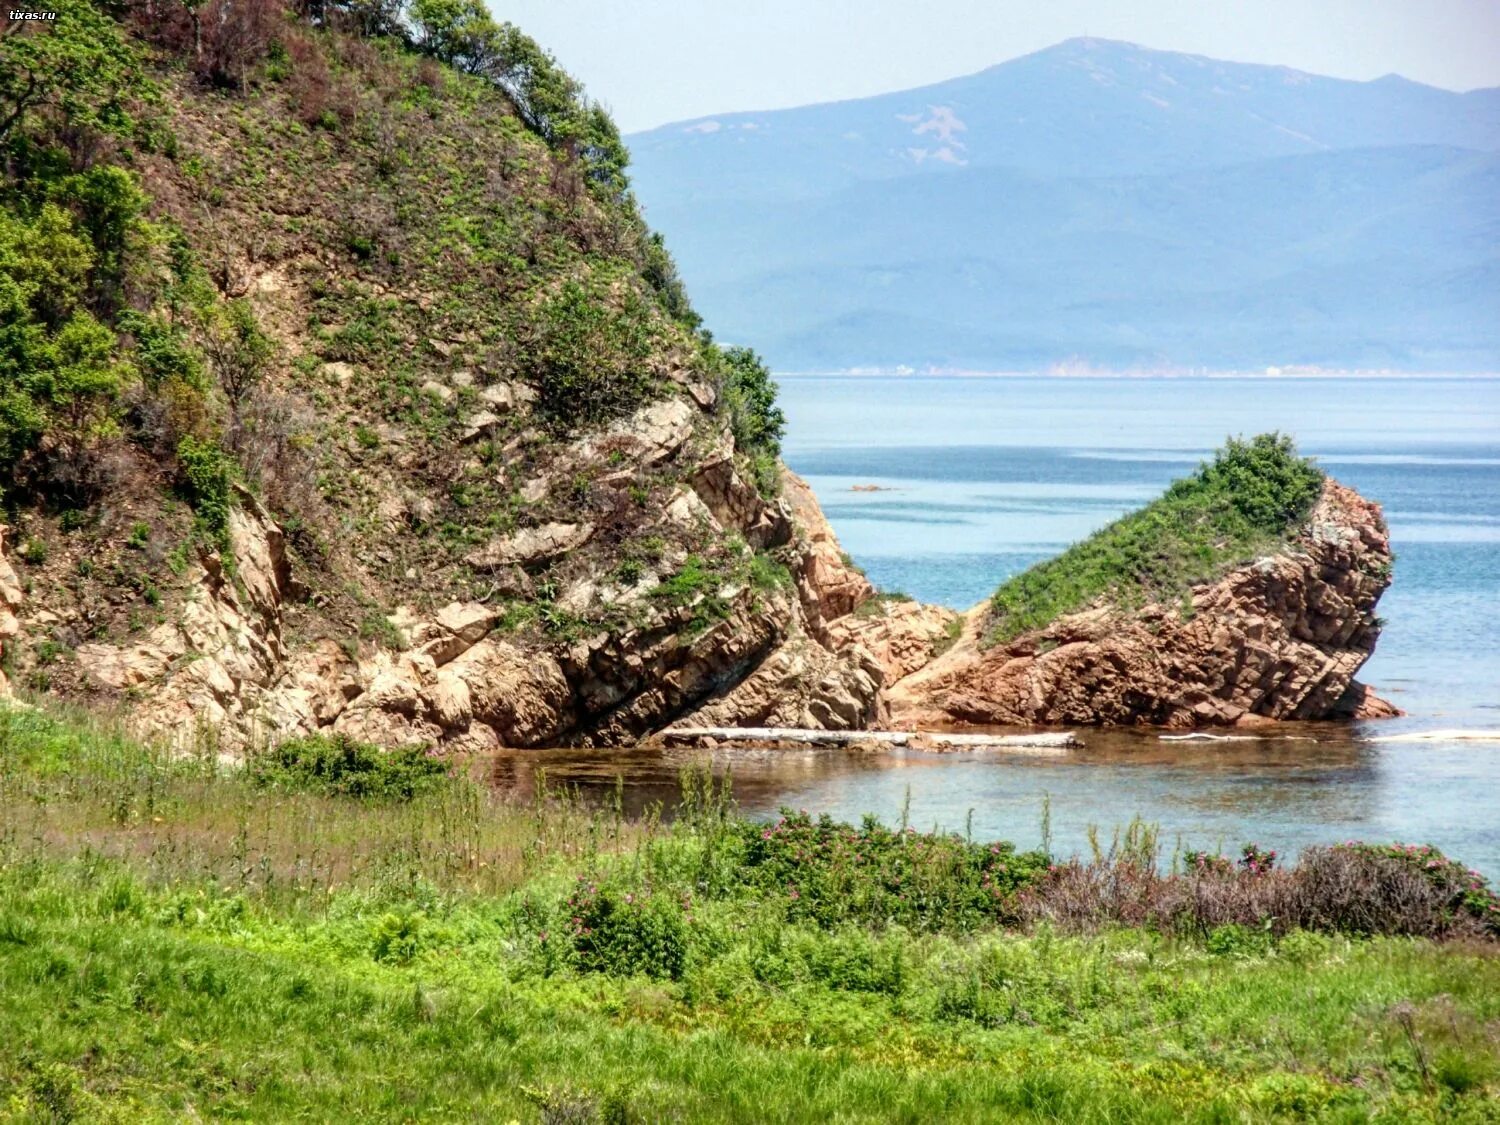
780,375,1500,726
493,377,1500,876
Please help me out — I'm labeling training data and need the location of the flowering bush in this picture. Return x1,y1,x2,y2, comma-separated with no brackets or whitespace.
565,877,689,979
1239,844,1278,875
1331,843,1500,935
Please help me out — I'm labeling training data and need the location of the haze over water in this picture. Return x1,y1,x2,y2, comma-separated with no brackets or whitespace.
496,377,1500,877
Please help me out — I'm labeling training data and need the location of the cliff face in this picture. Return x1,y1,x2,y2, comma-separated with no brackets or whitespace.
885,479,1398,729
7,428,886,751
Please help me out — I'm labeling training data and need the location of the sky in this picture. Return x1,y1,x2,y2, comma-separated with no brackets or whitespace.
494,0,1500,133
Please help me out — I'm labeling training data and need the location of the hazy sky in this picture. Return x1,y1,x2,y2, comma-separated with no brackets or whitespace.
496,0,1500,133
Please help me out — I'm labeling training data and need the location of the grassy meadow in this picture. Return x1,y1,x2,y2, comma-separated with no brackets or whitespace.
2,704,1498,1123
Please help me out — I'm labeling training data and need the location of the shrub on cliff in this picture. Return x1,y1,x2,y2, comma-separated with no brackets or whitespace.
524,275,661,431
988,432,1325,642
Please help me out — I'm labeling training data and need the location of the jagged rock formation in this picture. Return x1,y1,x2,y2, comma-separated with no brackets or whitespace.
885,480,1398,729
10,424,885,751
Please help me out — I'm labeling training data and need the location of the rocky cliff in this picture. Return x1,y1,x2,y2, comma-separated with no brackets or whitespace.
0,7,898,751
884,478,1398,729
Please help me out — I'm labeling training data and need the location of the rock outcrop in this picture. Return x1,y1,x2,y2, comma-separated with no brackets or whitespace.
886,480,1398,729
26,414,886,753
4,466,1398,747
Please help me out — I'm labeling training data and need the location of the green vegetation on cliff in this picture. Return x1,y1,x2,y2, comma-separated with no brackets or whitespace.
2,705,1498,1121
0,2,790,701
988,434,1326,643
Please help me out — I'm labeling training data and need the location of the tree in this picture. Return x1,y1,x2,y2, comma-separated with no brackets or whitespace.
408,0,500,74
0,0,141,146
718,345,785,456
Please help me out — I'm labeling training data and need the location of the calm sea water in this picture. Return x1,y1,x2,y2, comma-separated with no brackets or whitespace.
494,377,1500,875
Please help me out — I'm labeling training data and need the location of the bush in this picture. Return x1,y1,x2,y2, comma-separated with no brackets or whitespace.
735,811,1049,933
198,298,274,406
0,203,132,496
566,878,689,980
175,435,235,543
522,277,659,431
1025,840,1500,940
988,433,1324,642
249,733,449,800
713,344,784,459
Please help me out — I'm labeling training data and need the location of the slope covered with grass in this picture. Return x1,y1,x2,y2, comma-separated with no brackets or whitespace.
0,2,788,706
987,434,1326,643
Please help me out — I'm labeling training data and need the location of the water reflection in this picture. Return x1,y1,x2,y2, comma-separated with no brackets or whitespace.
486,726,1500,878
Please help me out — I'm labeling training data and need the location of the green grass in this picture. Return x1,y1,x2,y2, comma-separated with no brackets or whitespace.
1,704,1497,1122
987,434,1326,643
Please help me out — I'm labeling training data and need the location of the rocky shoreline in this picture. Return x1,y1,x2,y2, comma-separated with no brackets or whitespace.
2,456,1397,752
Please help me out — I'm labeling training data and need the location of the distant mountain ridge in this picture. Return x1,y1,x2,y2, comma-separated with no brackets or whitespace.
626,38,1500,371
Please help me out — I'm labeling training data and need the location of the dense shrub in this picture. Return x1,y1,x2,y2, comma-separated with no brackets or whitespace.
714,345,784,454
0,0,144,146
522,277,659,431
1025,840,1500,939
175,434,235,543
566,877,689,980
697,342,785,496
988,433,1325,641
249,733,449,800
734,811,1049,933
0,202,129,490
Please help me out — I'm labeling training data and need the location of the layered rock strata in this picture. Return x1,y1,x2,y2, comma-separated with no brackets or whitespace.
2,468,1396,745
9,417,885,752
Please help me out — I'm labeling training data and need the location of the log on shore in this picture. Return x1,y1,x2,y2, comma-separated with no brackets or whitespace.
660,727,1081,750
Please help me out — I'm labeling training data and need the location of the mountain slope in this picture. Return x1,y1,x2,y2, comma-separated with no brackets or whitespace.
629,38,1500,200
645,145,1500,369
626,39,1500,371
0,3,884,748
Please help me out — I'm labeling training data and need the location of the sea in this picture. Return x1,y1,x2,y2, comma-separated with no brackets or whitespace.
493,376,1500,876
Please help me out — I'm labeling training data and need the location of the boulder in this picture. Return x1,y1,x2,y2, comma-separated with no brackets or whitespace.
464,522,594,569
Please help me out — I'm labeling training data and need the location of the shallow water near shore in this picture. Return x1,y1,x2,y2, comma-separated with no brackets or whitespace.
499,377,1500,875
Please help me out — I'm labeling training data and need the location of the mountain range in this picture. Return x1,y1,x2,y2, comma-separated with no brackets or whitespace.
625,38,1500,371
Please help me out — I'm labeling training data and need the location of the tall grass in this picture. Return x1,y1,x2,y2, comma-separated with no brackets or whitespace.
1,703,1498,1121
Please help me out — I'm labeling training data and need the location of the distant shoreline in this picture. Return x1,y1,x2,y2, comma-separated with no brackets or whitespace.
775,370,1500,380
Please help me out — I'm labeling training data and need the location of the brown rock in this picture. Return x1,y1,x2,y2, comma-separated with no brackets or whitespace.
828,600,960,686
782,469,876,630
888,479,1396,729
464,522,594,570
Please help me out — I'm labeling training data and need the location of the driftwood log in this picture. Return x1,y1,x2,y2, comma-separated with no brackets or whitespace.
660,727,1080,750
